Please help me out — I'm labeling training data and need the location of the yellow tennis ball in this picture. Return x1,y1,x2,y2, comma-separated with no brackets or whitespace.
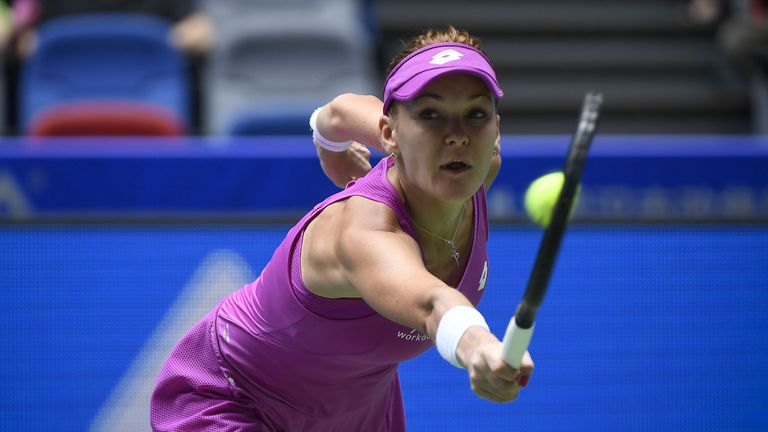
524,172,579,228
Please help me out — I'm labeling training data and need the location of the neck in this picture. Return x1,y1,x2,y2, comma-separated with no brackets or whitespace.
387,162,468,238
409,199,467,241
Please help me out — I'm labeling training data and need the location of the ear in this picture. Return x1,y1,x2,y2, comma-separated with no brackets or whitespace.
379,114,399,156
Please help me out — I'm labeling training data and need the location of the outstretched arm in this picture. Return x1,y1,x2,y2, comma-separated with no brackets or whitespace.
330,198,533,403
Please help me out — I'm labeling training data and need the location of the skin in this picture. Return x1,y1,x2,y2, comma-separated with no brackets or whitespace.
15,11,214,58
304,74,534,403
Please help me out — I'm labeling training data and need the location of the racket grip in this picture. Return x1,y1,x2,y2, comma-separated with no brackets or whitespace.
501,317,534,369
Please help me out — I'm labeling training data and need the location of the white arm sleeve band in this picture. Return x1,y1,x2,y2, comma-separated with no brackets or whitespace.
436,305,490,369
309,107,353,152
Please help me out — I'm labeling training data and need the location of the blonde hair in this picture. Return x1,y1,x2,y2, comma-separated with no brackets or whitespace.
385,26,487,77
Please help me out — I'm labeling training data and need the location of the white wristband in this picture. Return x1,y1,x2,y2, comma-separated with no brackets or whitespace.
309,107,353,152
436,306,490,369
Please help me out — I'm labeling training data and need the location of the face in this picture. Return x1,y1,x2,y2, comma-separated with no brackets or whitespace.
383,73,500,203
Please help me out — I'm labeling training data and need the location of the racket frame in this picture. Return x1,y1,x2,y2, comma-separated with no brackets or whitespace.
501,92,603,369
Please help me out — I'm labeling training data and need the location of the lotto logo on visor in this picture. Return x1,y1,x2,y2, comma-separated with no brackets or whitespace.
383,42,503,113
429,49,463,65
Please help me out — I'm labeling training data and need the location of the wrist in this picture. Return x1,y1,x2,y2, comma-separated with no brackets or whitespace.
309,107,353,152
456,325,497,368
436,306,490,368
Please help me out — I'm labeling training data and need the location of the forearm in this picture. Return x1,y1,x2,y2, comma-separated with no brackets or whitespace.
423,286,476,338
316,93,385,153
483,137,502,190
315,143,371,188
427,288,497,368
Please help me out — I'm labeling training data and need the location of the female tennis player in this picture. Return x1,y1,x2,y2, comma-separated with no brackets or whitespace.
151,26,534,431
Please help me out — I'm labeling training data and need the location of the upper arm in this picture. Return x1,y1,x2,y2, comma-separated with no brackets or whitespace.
484,132,502,190
336,199,472,336
484,151,501,190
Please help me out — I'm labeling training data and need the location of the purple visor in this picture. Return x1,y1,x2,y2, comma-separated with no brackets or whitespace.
382,42,503,114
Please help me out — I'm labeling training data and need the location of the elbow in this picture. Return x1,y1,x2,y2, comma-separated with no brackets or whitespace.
325,94,359,138
328,94,380,125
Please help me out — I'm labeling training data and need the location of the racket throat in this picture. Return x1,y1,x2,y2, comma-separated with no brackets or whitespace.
514,302,537,330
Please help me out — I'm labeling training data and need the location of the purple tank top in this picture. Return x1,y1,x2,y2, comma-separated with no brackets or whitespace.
215,157,490,430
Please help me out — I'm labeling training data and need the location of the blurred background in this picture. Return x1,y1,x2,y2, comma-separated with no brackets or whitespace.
0,0,766,431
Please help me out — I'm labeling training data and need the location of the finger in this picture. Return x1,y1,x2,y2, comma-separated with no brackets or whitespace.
487,372,525,396
477,370,520,398
488,357,520,384
473,383,519,404
493,361,520,383
517,351,534,386
350,141,371,156
518,374,530,387
520,351,535,372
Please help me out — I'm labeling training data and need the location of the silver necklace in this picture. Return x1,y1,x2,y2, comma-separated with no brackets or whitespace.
410,201,468,266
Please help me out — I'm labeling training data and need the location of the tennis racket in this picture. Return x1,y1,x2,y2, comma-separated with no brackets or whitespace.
501,92,603,370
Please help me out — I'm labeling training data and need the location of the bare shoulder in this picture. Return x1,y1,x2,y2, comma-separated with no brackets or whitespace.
301,196,417,298
313,195,405,238
337,197,422,264
345,196,406,232
304,196,463,332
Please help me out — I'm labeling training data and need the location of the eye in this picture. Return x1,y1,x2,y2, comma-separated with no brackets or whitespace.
468,109,489,119
419,109,440,120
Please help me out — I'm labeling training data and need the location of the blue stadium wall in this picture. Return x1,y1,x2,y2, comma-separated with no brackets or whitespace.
1,135,767,431
1,135,766,222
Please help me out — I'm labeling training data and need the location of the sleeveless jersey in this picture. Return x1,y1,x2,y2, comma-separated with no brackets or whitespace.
215,156,490,431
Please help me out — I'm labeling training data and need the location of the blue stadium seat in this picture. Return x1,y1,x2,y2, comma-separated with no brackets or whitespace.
0,49,5,135
227,105,315,136
19,13,191,135
203,0,377,135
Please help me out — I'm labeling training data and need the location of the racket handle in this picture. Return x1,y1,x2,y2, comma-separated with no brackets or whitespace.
501,316,535,369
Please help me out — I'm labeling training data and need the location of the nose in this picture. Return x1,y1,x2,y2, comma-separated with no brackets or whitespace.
444,116,469,147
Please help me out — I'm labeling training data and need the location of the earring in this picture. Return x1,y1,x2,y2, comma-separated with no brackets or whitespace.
390,152,398,159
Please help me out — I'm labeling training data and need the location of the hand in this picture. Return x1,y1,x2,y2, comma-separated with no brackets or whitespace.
317,142,372,188
170,12,215,55
466,343,534,403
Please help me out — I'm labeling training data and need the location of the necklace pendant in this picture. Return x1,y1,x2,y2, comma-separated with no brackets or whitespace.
447,240,460,266
411,200,467,268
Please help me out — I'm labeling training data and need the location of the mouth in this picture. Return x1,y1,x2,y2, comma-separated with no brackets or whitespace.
440,160,471,173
